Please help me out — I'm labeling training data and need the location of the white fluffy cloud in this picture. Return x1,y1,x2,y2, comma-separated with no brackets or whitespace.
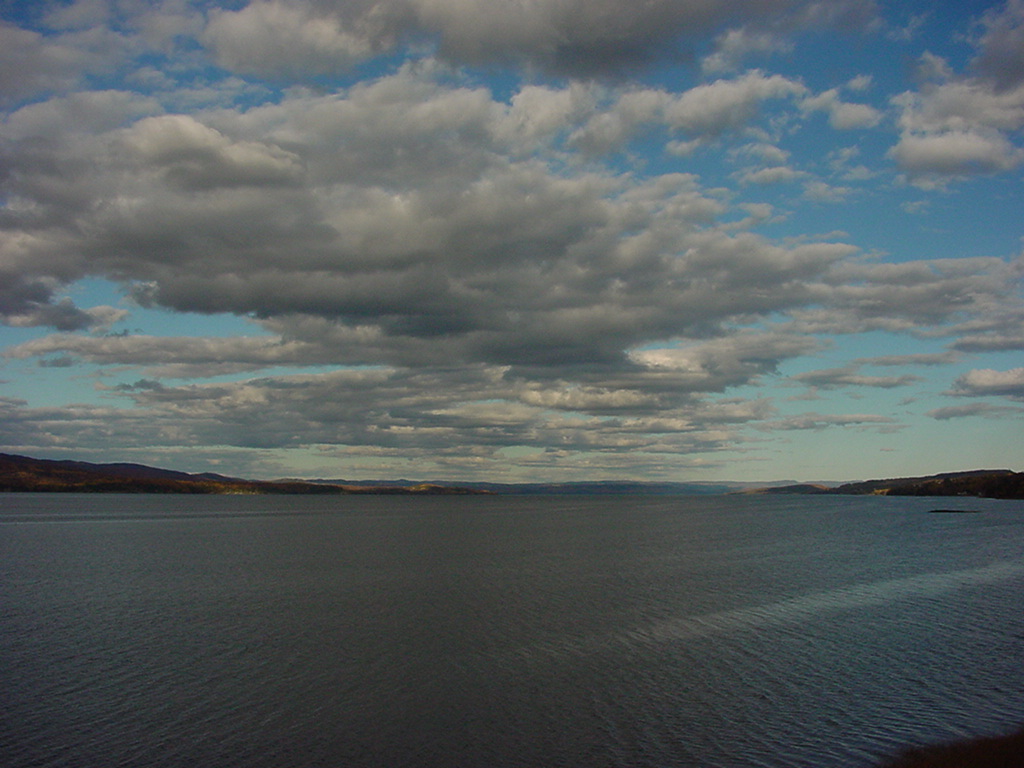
702,27,794,73
203,1,377,78
889,130,1022,182
889,48,1024,185
951,368,1024,401
801,88,881,129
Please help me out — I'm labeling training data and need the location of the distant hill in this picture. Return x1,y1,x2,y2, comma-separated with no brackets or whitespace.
740,483,832,495
3,452,1021,499
828,469,1024,500
301,478,745,495
745,470,1024,500
0,453,483,495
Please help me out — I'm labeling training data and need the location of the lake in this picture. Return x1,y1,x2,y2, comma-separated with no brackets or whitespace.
2,493,1022,767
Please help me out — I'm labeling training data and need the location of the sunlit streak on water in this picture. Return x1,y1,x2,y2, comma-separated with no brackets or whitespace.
625,560,1024,646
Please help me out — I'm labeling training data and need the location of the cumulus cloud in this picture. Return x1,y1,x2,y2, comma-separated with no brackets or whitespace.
889,50,1024,185
195,0,886,80
889,130,1023,184
739,165,803,185
701,27,793,73
0,1,1019,478
663,70,807,135
0,23,104,103
403,0,810,76
801,88,882,128
791,257,1020,334
124,114,305,189
630,332,820,387
203,1,379,78
950,367,1024,401
566,71,809,155
972,0,1024,90
1,66,872,368
802,180,852,201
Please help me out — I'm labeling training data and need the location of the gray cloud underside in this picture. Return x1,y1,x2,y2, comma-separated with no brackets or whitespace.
202,0,876,79
4,69,1019,365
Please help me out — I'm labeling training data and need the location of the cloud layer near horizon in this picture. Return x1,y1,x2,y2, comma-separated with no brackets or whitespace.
0,0,1022,480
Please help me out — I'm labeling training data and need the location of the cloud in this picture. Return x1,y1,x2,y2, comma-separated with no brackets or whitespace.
195,0,885,80
404,0,802,76
792,257,1020,334
124,114,305,190
758,412,898,431
971,0,1024,90
950,367,1024,401
854,352,958,367
928,402,1024,420
0,274,126,331
944,289,1024,352
630,331,821,388
889,52,1024,185
739,165,803,185
701,27,793,73
802,180,852,202
792,365,921,389
3,89,161,141
663,70,807,135
202,1,378,78
0,365,778,479
801,88,882,128
952,333,1024,352
0,22,109,104
566,71,809,155
0,2,1019,479
2,66,876,363
194,0,837,80
5,333,326,378
889,129,1023,184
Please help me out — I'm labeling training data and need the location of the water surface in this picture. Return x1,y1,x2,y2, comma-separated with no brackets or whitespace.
2,493,1022,767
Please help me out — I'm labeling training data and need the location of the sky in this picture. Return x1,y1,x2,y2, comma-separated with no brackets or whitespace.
0,0,1022,483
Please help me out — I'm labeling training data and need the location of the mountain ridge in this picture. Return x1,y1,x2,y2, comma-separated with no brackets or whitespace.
1,452,1021,498
743,469,1024,500
0,453,483,495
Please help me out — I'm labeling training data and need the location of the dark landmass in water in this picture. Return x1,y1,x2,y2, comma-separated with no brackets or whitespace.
877,725,1024,767
745,470,1024,501
828,469,1024,500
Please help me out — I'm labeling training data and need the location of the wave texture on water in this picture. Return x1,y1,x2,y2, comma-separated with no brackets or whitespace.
2,493,1023,768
